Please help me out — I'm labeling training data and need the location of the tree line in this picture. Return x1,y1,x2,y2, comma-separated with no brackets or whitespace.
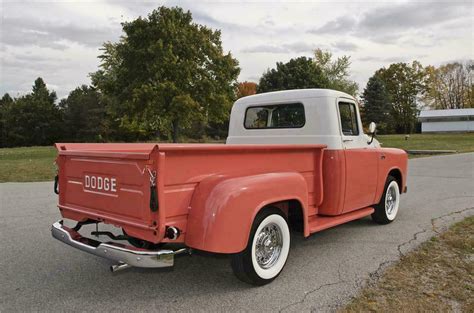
363,61,473,134
1,6,473,147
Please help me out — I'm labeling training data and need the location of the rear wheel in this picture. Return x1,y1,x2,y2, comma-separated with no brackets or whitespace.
372,176,400,224
231,208,290,285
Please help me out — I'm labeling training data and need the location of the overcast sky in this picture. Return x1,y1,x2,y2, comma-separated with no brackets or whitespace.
1,0,472,99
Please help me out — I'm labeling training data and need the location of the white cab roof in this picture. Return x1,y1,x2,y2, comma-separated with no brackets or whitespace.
235,89,355,106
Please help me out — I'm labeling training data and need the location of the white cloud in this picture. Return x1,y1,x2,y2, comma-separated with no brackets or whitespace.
241,42,325,54
0,0,472,99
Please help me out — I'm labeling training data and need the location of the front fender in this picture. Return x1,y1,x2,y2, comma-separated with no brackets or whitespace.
374,148,408,203
185,172,308,253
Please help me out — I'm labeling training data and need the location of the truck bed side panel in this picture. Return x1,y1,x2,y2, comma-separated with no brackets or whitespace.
160,145,325,243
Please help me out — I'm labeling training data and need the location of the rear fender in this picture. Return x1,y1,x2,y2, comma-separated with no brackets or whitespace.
185,172,308,253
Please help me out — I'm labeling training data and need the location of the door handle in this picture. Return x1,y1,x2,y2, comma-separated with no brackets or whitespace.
343,138,354,142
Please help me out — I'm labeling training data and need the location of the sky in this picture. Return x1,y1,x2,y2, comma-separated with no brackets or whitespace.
1,0,473,99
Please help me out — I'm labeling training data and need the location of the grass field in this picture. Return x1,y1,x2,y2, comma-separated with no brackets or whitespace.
0,146,57,182
1,133,473,182
342,216,474,312
377,133,474,153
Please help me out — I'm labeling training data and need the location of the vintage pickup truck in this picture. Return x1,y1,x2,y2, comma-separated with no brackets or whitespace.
51,89,407,285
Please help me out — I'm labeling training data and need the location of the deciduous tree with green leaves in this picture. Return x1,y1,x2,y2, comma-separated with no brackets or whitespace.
257,56,328,93
91,6,240,142
374,62,426,134
313,49,359,96
257,50,358,96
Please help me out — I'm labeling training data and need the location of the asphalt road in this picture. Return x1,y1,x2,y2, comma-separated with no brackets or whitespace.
1,153,473,312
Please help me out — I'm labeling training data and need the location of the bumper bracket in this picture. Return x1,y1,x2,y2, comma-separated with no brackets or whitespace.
51,220,184,268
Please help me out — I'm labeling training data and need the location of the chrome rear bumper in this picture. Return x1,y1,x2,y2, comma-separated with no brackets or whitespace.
51,220,184,268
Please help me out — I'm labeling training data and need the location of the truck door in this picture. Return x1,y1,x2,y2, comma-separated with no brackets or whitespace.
338,100,379,213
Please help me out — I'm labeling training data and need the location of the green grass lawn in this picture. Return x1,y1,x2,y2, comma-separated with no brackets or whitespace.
0,146,57,182
377,133,474,153
1,133,473,182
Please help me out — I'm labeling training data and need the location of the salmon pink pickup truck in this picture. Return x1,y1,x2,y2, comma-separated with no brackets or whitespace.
51,89,407,285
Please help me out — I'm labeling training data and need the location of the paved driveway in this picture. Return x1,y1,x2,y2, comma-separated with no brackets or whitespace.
1,153,473,312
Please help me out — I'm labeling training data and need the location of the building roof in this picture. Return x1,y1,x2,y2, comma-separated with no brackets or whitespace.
419,108,474,118
235,89,354,106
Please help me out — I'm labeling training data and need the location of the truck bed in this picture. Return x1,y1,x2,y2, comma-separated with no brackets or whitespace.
55,143,326,244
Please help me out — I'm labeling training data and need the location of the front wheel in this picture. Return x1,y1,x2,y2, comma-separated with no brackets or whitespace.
231,208,290,285
372,176,400,224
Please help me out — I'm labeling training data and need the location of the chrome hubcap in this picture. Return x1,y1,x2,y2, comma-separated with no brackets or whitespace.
386,185,397,215
255,222,283,269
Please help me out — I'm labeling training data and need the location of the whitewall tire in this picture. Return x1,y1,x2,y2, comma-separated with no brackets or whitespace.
372,176,401,224
231,208,290,285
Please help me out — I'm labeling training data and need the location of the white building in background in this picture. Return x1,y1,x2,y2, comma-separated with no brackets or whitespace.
418,108,474,133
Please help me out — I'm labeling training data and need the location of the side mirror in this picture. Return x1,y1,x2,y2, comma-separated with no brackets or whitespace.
368,122,376,134
368,122,376,144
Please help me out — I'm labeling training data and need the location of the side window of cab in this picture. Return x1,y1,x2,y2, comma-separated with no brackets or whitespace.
338,102,359,136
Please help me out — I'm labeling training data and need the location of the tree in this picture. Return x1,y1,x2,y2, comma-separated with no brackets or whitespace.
374,62,426,134
91,6,240,142
2,78,63,147
0,93,13,107
0,93,14,147
313,49,359,96
424,61,474,109
236,81,257,99
257,50,358,96
60,85,106,142
362,76,392,133
258,56,328,93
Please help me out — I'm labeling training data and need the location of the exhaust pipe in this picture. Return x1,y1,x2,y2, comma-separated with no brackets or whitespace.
110,263,131,273
165,226,180,240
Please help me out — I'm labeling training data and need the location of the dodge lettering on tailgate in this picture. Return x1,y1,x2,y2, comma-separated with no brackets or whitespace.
84,175,117,193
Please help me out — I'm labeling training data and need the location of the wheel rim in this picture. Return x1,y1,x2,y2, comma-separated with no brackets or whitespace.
254,222,283,269
385,182,400,220
250,214,290,280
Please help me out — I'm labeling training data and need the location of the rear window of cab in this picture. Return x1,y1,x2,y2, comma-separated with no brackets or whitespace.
244,103,305,129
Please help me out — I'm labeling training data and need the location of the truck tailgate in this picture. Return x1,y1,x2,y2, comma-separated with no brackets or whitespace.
55,143,161,240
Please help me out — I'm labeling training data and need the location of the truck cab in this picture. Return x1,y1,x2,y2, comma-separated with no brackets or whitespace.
51,89,407,285
228,89,406,217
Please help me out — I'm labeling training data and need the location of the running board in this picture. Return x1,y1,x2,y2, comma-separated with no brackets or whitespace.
308,207,374,234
